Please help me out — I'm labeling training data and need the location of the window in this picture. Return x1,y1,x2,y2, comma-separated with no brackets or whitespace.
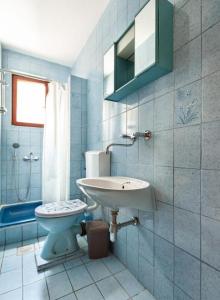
12,74,48,127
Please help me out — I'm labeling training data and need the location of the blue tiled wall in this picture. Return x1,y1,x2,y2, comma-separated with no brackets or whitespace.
70,75,87,199
0,43,2,207
72,0,220,298
0,50,86,245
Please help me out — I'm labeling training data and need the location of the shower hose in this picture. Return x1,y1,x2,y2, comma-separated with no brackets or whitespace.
12,148,32,202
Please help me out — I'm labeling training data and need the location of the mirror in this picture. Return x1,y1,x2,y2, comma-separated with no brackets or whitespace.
135,0,156,76
104,45,115,98
116,25,135,90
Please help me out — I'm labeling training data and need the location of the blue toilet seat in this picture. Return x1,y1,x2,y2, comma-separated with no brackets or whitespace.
35,199,87,218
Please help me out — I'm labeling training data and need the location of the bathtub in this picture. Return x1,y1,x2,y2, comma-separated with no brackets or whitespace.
0,200,42,228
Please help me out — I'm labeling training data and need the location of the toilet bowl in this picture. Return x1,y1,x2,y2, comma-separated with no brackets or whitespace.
35,199,87,260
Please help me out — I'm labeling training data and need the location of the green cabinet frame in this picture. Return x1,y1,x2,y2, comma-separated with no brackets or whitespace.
104,0,173,101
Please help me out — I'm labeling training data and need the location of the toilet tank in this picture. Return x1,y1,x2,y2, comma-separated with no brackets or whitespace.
85,151,110,178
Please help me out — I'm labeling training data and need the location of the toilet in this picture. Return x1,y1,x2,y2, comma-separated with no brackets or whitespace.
35,199,87,260
36,151,110,261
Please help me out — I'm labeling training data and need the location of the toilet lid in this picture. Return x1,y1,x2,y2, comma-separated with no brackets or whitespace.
35,199,88,218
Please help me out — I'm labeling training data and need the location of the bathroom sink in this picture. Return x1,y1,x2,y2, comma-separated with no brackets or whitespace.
76,176,155,211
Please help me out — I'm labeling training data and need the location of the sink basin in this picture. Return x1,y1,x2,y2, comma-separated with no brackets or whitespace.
76,176,155,211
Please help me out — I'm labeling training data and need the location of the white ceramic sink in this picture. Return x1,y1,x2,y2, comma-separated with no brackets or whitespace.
76,176,155,211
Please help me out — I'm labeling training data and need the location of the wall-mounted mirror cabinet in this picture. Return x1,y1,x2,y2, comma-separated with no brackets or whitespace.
104,0,173,101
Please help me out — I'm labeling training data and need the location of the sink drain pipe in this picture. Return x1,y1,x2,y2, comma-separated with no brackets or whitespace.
80,210,139,242
109,210,139,242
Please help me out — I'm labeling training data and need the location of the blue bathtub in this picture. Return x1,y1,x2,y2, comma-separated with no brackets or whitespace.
0,200,42,228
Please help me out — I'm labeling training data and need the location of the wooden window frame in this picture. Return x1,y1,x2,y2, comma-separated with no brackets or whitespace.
12,74,49,128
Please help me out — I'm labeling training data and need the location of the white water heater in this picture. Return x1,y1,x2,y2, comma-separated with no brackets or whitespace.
85,151,110,178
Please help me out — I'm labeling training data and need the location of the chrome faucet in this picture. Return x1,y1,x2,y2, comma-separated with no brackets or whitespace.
105,138,135,154
121,131,152,141
120,133,136,140
105,130,152,154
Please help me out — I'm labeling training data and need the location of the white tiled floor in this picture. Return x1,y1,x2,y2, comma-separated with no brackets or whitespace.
0,236,155,300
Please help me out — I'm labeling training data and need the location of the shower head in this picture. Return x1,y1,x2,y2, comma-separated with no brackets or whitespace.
12,143,20,149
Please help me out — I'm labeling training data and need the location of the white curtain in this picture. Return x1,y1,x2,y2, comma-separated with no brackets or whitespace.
42,81,70,203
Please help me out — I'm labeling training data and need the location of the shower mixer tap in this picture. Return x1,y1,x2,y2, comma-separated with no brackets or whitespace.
23,152,39,162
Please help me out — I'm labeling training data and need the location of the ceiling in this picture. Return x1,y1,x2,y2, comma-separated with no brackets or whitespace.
0,0,109,67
